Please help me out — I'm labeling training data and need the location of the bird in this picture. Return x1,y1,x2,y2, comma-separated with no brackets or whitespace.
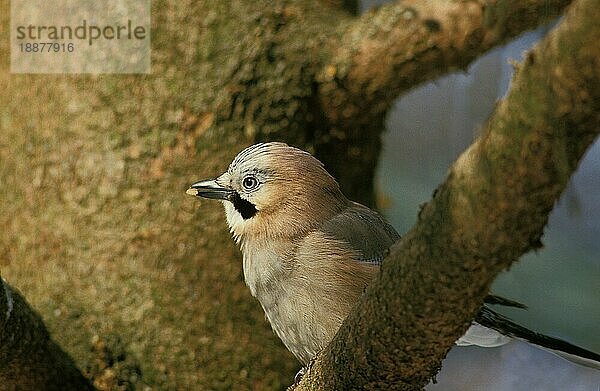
186,142,600,371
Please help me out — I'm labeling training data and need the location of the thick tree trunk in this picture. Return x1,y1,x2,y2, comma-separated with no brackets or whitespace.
0,0,577,388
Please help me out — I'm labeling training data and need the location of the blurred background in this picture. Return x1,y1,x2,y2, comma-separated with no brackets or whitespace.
368,2,600,387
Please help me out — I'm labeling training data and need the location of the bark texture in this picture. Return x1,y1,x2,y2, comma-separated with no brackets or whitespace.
295,0,600,388
0,0,579,389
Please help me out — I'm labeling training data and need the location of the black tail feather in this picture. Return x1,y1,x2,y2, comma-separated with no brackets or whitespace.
484,294,527,309
476,306,600,365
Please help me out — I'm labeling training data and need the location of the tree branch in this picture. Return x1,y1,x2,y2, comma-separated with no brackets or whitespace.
312,0,571,208
319,0,572,125
0,277,92,390
296,0,600,388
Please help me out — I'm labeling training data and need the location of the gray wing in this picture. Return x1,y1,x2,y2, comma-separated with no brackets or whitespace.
319,202,400,264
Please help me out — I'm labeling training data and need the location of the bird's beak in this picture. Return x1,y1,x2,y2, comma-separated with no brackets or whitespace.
186,179,234,201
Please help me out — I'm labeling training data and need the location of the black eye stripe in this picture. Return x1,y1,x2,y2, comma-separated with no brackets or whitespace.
231,192,257,219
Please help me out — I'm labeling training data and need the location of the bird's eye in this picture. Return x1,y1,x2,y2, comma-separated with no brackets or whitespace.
242,175,259,191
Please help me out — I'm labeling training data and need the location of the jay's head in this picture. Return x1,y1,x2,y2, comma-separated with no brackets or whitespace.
187,142,347,242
